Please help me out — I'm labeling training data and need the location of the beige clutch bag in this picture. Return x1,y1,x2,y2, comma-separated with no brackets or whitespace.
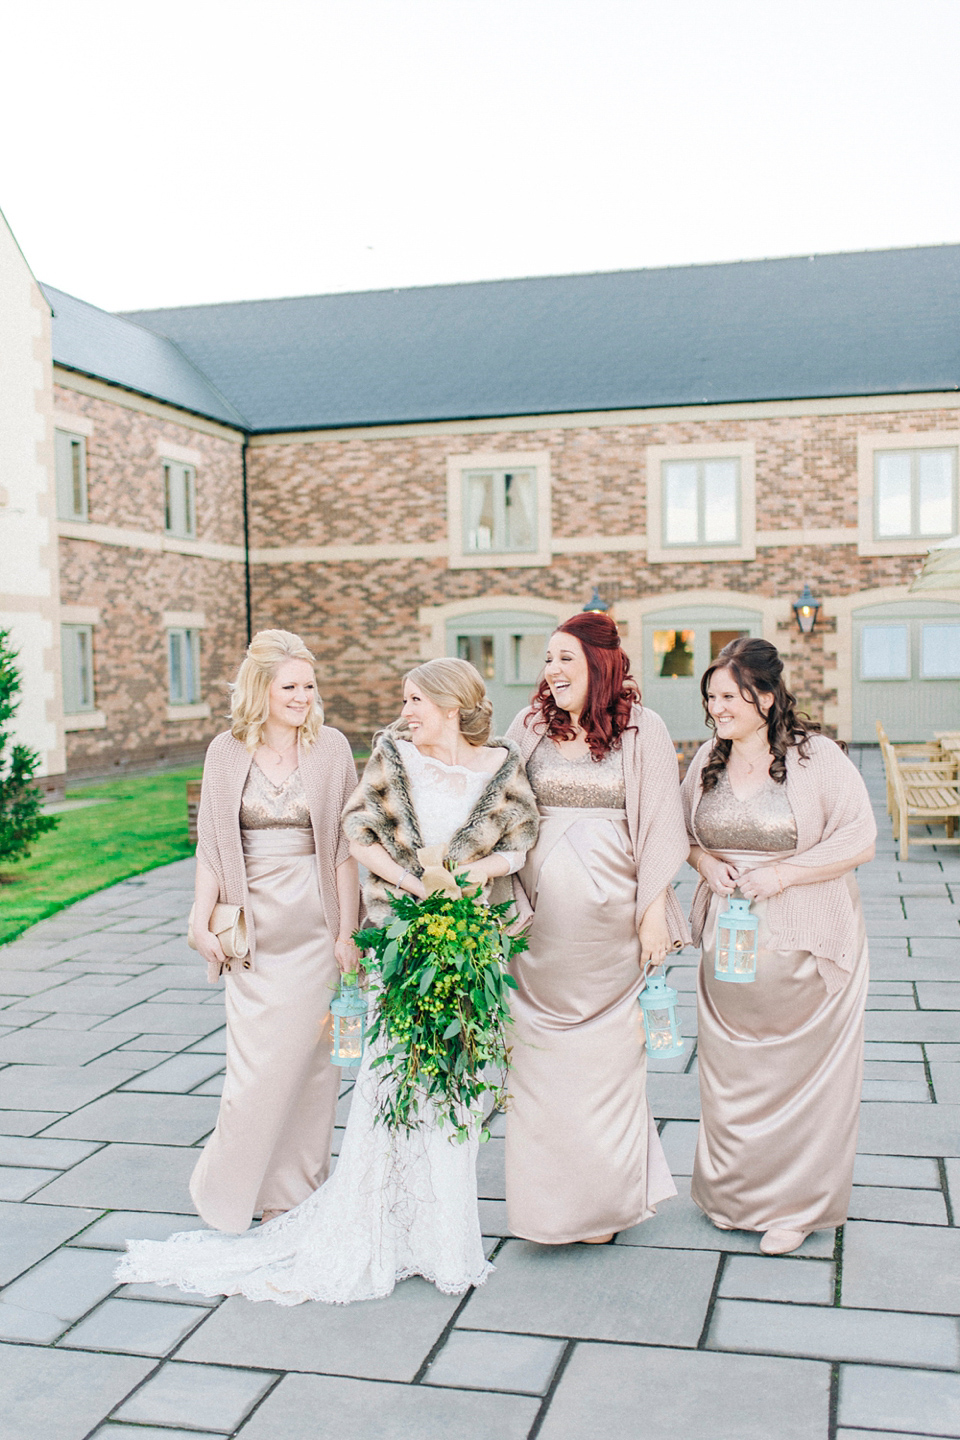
187,903,250,962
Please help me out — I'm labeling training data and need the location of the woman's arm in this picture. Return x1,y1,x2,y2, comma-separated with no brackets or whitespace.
334,856,362,972
687,844,740,897
192,859,227,969
638,887,672,969
456,853,513,886
737,843,875,901
348,838,428,900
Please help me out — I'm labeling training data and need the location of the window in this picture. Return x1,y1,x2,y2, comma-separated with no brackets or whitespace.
167,628,201,704
61,625,94,712
653,629,695,678
462,469,537,554
163,461,196,539
55,430,88,521
457,634,495,679
861,625,909,679
875,449,956,541
662,458,739,547
921,623,960,678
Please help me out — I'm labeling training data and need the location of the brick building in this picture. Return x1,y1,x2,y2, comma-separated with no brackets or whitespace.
3,213,959,782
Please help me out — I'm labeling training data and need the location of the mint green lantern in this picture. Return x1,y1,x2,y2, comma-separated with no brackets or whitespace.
331,973,367,1066
639,973,684,1059
715,896,759,983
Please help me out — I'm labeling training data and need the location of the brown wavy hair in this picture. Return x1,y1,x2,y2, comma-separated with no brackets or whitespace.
527,611,639,760
700,636,821,790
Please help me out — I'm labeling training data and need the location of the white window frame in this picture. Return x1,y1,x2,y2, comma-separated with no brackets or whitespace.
167,627,201,705
857,431,960,557
163,460,197,540
446,450,552,569
60,623,95,713
645,441,756,564
54,429,88,522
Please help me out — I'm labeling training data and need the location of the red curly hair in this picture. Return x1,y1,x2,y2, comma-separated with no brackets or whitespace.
527,611,640,760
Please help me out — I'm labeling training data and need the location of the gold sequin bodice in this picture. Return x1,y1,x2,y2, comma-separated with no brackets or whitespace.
239,763,312,830
695,767,798,852
527,737,626,809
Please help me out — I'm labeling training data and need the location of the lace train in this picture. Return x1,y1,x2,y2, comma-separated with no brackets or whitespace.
115,1048,492,1306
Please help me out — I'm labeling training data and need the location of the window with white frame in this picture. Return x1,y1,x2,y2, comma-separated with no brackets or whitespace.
55,430,88,521
61,624,94,712
860,624,909,679
163,461,196,539
874,448,957,541
921,623,960,678
167,628,201,704
462,468,537,554
662,458,740,547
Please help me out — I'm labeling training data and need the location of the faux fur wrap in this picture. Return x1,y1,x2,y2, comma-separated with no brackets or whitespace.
341,727,540,924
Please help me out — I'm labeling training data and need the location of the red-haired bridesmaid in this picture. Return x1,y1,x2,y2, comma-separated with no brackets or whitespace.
505,612,690,1244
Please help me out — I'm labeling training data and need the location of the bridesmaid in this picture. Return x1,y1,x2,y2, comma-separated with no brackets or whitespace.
189,629,360,1232
505,611,690,1245
683,637,876,1255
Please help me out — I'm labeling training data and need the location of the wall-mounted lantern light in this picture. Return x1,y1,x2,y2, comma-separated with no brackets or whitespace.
792,583,820,635
583,586,611,614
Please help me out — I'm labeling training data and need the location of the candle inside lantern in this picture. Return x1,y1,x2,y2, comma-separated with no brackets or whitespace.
714,896,759,984
639,972,684,1059
331,972,368,1066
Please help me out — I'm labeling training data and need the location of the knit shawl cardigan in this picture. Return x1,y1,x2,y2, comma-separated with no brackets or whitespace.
195,727,357,979
681,734,877,993
340,727,540,925
506,703,692,950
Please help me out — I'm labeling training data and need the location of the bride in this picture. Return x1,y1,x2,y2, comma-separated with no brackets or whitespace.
116,658,538,1305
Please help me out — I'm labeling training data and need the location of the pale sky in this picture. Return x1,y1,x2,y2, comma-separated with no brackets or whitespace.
3,0,959,313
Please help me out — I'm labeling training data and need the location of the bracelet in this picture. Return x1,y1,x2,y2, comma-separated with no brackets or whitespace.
396,869,410,891
695,854,705,877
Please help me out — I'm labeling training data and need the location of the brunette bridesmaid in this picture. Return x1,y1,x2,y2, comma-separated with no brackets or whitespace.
683,638,875,1255
505,611,690,1245
189,630,360,1232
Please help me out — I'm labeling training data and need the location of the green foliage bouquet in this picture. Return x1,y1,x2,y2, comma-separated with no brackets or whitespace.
354,879,526,1144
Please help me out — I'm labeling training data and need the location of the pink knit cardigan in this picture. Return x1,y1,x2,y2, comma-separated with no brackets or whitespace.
506,703,692,949
681,735,877,992
195,727,357,980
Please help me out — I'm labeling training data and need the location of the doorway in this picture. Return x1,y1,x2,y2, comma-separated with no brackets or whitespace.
446,610,558,735
641,605,763,740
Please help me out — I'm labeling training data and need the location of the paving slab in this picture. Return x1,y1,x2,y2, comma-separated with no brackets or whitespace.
0,1108,67,1134
0,1165,61,1199
238,1370,539,1440
865,1012,960,1042
0,1247,122,1342
0,1063,140,1112
616,1179,835,1256
184,1028,227,1054
119,1054,226,1093
0,1030,133,1066
838,1363,960,1436
708,1296,959,1367
115,1281,219,1305
0,1199,102,1285
68,1210,205,1249
89,1428,217,1440
113,1360,278,1432
428,1328,564,1394
931,1062,960,1103
178,1278,462,1382
59,1297,210,1356
842,1220,960,1314
94,1003,226,1035
852,1153,941,1188
459,1238,717,1345
857,1101,960,1156
0,1342,152,1440
646,1071,701,1119
29,1143,198,1212
29,1011,114,1030
847,1183,948,1223
718,1255,835,1305
538,1343,830,1440
43,1093,219,1145
476,1136,505,1200
659,1119,699,1174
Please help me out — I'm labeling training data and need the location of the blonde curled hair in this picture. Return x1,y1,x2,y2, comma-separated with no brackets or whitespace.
402,657,494,746
230,629,324,751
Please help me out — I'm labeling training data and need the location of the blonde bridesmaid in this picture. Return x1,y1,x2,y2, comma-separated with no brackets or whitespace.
683,637,875,1255
505,611,690,1245
188,630,360,1232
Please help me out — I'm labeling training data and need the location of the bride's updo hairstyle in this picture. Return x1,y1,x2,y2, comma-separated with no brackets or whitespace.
528,611,639,761
230,629,324,751
699,636,820,791
402,657,494,746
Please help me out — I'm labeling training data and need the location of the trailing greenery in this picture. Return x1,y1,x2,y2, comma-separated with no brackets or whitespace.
0,629,58,868
0,767,200,945
355,881,526,1143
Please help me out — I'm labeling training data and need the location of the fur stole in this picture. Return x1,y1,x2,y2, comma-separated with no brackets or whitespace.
341,727,539,924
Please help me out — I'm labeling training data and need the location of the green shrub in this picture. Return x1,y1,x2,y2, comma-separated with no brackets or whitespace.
0,628,58,868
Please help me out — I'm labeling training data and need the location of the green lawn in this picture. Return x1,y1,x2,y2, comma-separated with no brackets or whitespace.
0,767,201,945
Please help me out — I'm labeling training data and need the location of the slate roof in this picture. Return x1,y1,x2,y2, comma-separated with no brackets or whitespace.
48,244,960,433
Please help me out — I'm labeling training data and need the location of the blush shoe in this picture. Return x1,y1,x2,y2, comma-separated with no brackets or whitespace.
760,1228,808,1255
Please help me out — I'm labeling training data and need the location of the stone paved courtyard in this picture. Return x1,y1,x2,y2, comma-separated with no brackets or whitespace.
0,746,958,1439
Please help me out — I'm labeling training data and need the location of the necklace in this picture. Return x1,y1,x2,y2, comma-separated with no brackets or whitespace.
732,737,770,774
261,735,297,762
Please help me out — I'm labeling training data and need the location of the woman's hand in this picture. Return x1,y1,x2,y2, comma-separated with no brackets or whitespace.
736,863,798,902
697,853,740,898
194,928,228,970
334,935,361,974
638,890,672,971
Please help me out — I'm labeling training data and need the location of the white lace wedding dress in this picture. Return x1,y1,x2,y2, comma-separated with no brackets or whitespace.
116,740,522,1306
